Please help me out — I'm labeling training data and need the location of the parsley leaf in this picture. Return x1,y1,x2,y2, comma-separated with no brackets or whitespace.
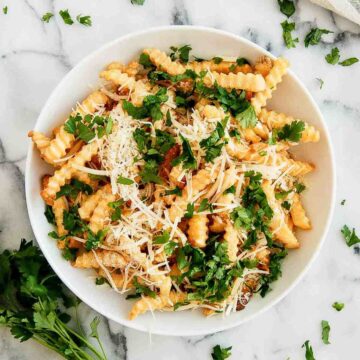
131,0,145,4
236,103,257,128
281,20,299,49
316,78,324,89
170,45,192,63
277,120,305,142
321,320,331,344
85,229,108,251
76,14,92,26
42,12,54,22
164,187,182,196
211,345,232,360
339,57,359,67
340,199,346,206
59,9,74,25
126,277,156,299
2,6,7,14
302,340,316,360
236,57,249,66
295,183,306,194
172,134,197,170
56,179,93,199
44,205,55,225
325,47,340,65
139,53,153,68
224,185,236,194
278,0,295,17
108,199,124,221
198,198,213,213
200,119,228,162
281,201,291,210
341,225,360,247
332,302,344,311
140,159,162,184
212,57,223,64
184,203,195,218
304,28,332,47
95,277,106,285
117,176,134,185
153,231,170,245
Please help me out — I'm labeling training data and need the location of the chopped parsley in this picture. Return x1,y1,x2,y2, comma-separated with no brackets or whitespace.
275,189,292,200
224,185,236,194
44,204,55,225
59,9,74,25
139,159,162,184
153,231,170,245
76,14,92,26
123,87,168,121
200,118,228,163
117,175,134,185
321,320,330,344
131,0,145,4
64,113,113,142
42,12,54,22
277,120,305,142
341,225,360,247
184,203,195,218
277,0,295,17
302,340,316,360
172,134,197,170
56,179,93,199
332,302,344,311
281,201,291,210
164,187,182,196
212,57,223,64
304,28,332,47
170,45,192,63
339,57,359,67
295,182,306,194
325,47,340,65
236,103,257,128
198,198,213,213
211,345,232,360
95,277,106,285
108,199,124,221
340,199,346,206
281,21,299,49
85,228,108,251
139,53,153,68
316,78,324,89
236,57,250,66
2,6,7,14
126,277,156,299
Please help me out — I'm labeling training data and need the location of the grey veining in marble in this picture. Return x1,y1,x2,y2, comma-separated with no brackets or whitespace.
1,0,360,359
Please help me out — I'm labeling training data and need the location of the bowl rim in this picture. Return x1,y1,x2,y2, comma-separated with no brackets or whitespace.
25,25,336,336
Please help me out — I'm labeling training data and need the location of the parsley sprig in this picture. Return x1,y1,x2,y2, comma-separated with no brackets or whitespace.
0,240,108,359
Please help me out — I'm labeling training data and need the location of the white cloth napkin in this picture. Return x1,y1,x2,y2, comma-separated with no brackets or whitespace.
310,0,360,25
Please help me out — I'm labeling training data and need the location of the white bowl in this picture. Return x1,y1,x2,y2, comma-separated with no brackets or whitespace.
25,26,336,336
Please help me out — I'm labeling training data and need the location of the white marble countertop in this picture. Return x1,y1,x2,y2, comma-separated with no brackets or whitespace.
1,0,360,359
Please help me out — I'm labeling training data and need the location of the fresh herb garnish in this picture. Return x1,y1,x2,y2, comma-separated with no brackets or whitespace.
339,57,359,67
42,12,54,22
0,240,108,359
281,21,299,49
224,185,236,194
123,87,168,121
275,189,292,200
164,187,182,196
302,340,316,360
59,9,74,25
95,277,106,285
44,204,55,225
184,203,195,218
172,134,197,170
332,302,344,311
278,0,295,17
64,113,113,142
139,53,153,68
198,198,213,213
212,57,223,64
321,320,330,344
325,47,340,65
108,199,124,221
281,201,291,210
131,0,145,4
76,14,92,26
211,344,232,360
153,231,170,244
126,277,156,299
140,159,162,184
304,28,332,47
236,57,249,66
56,179,93,199
85,229,108,251
200,118,228,163
170,45,192,63
236,103,257,128
277,120,305,142
117,175,134,185
2,5,8,14
341,199,346,205
295,183,306,194
316,78,324,89
341,225,360,247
